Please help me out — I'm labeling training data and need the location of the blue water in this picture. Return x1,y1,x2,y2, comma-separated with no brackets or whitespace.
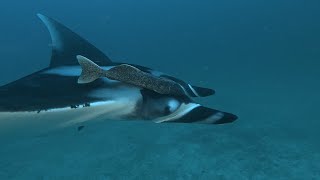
0,0,319,179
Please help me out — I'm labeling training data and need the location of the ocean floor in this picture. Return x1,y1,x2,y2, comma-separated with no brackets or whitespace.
0,118,319,179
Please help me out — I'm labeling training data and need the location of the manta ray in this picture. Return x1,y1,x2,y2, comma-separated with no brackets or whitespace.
0,14,237,134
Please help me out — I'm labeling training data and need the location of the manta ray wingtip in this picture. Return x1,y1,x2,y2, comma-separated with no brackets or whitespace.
36,13,43,18
36,13,48,22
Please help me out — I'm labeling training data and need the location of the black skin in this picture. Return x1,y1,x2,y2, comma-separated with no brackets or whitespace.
77,125,85,131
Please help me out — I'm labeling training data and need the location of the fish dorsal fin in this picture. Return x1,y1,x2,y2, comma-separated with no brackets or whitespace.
37,14,112,67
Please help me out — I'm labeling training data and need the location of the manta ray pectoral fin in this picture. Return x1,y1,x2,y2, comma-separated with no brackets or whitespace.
37,14,112,67
76,55,105,84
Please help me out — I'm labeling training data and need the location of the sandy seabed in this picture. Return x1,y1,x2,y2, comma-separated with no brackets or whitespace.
0,117,318,180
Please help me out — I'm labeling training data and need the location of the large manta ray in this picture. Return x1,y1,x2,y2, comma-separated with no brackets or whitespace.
0,14,237,134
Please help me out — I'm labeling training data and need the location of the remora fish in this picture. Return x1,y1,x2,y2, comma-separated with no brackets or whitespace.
76,55,188,96
0,14,237,136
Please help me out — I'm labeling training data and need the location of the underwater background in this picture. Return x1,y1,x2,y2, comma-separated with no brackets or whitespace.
0,0,319,179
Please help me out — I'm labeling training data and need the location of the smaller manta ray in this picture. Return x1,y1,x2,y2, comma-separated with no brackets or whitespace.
0,14,238,130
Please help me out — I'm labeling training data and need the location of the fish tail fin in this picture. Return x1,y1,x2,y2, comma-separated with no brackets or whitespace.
76,55,105,84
